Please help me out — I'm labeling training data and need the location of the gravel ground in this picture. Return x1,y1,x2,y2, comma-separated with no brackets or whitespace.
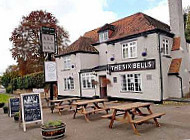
0,101,190,140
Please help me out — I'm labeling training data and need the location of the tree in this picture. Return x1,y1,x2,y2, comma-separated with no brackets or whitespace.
10,10,69,76
184,7,190,41
1,65,20,91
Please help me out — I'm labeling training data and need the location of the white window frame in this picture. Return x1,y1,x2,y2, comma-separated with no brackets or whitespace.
81,73,96,89
121,73,142,93
99,31,109,42
63,56,71,70
162,38,170,56
64,77,74,90
122,41,137,59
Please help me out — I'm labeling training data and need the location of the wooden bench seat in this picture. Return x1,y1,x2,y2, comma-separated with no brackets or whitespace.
101,112,125,119
131,112,165,124
55,105,71,109
84,108,110,115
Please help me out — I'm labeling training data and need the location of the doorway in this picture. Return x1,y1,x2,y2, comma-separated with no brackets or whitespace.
99,75,107,98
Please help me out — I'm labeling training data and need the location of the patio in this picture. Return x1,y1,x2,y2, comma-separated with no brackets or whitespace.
0,101,190,140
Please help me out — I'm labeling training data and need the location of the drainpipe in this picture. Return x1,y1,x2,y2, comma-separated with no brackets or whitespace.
176,74,183,98
79,71,82,97
158,33,164,103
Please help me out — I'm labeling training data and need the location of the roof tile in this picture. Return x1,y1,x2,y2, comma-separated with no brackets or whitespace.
168,58,182,74
171,37,181,51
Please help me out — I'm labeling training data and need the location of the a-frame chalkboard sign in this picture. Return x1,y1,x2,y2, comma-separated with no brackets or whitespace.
20,93,43,132
8,97,20,117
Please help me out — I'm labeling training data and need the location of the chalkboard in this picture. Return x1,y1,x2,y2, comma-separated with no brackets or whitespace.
9,98,20,117
20,93,43,131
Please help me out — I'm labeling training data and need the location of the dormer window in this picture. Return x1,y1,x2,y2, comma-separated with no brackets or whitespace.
98,23,115,43
99,31,109,42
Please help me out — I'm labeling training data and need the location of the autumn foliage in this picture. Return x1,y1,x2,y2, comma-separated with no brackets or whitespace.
9,10,69,76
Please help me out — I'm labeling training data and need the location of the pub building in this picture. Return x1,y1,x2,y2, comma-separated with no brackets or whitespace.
55,0,190,102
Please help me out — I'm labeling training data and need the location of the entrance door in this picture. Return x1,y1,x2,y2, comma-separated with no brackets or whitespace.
99,75,107,98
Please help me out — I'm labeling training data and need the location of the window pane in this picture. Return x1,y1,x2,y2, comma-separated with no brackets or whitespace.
122,41,137,59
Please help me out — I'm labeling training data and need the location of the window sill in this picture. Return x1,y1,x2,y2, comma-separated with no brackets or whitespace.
120,91,143,94
64,89,74,91
82,88,95,90
122,57,138,60
61,69,71,72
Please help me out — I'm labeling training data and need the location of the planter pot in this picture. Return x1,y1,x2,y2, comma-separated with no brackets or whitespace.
0,103,5,108
3,108,8,114
41,123,66,139
14,116,19,122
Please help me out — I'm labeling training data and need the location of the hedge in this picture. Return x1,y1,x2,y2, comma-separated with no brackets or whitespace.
11,72,45,91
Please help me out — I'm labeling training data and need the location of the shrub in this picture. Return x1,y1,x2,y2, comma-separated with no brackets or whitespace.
11,72,45,90
6,84,12,93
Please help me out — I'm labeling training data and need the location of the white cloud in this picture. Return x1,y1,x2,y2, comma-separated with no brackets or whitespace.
144,0,169,24
0,0,117,73
144,0,190,24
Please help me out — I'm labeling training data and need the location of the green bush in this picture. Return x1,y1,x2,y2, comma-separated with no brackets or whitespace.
11,72,45,90
6,84,12,93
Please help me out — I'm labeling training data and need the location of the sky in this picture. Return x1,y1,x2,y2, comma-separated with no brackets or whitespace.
0,0,190,74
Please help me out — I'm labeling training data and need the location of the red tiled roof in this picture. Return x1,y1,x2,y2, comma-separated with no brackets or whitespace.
84,12,170,43
59,36,98,56
171,37,181,51
168,58,182,74
59,12,171,56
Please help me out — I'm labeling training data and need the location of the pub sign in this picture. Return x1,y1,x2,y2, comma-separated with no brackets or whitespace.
109,59,156,72
41,26,56,53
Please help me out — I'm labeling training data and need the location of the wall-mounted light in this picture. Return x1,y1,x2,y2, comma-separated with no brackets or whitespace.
92,71,97,76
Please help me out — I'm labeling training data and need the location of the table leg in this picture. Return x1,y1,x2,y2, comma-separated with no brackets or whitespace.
147,106,160,127
126,111,140,135
73,106,78,119
109,109,117,128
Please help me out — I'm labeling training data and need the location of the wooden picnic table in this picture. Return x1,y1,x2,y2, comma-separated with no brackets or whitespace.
72,98,110,122
49,97,80,115
102,102,165,135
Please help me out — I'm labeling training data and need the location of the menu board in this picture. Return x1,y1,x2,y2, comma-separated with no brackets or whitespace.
20,93,43,131
9,98,20,117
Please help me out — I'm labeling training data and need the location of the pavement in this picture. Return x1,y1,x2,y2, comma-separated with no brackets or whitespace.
0,101,190,140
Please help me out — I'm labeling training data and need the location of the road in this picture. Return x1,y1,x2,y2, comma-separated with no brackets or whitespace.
0,88,5,93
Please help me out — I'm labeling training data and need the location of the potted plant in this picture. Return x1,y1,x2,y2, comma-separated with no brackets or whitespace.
0,102,5,108
102,78,111,86
3,106,8,114
41,120,66,139
14,112,19,122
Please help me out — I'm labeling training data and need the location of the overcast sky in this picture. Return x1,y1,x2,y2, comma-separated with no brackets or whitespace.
0,0,189,74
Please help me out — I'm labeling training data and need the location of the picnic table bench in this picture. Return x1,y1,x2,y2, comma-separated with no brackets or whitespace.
101,102,165,135
49,97,80,115
72,99,110,122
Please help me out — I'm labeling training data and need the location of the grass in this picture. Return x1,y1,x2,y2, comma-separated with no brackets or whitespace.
0,94,12,103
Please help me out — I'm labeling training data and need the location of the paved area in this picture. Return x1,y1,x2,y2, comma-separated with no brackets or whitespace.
0,102,190,140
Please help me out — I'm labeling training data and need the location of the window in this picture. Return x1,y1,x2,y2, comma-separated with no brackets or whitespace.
63,56,71,70
121,74,142,92
162,39,169,55
64,77,74,90
81,73,96,89
122,41,137,59
99,31,109,42
113,77,117,83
